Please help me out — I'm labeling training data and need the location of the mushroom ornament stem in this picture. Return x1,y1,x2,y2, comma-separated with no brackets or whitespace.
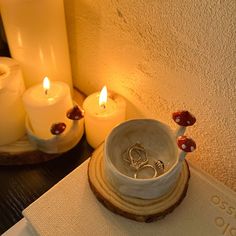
177,136,196,162
172,110,196,138
46,105,85,153
176,126,187,139
66,104,84,132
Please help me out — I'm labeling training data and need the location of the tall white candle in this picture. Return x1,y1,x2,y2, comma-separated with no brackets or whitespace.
0,0,73,90
0,57,26,145
83,86,126,148
23,77,73,139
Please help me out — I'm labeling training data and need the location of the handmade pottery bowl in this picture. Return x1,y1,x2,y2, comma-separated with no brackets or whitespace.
104,119,183,200
25,103,84,154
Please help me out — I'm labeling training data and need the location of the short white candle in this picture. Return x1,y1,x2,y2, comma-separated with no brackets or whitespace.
83,86,126,148
23,77,73,139
0,57,26,145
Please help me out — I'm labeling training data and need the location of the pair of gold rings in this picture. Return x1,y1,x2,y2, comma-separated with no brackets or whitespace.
134,160,164,179
123,142,165,179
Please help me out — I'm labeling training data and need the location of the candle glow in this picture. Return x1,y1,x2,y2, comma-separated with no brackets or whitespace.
83,86,126,148
23,80,73,139
43,77,50,95
99,86,107,109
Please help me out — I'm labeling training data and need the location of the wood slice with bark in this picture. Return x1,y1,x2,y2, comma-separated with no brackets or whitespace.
88,145,190,223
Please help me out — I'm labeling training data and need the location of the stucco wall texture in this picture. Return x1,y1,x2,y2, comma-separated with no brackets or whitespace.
64,0,236,191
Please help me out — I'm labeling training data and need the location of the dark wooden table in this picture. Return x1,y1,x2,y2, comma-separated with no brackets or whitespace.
0,136,93,234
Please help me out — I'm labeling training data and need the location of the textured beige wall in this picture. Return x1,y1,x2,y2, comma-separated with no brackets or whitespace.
64,0,236,191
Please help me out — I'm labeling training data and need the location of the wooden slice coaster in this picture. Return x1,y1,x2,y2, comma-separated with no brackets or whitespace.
0,88,85,166
88,145,190,223
0,136,59,165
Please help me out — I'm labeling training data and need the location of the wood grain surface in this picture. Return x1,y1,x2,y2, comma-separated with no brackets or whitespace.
88,145,190,223
0,136,93,234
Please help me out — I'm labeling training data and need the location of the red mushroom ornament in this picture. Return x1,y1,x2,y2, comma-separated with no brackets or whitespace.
67,105,84,120
50,122,66,135
172,110,196,137
177,135,196,162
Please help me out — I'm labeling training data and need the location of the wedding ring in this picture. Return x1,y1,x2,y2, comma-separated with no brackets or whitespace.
134,164,157,179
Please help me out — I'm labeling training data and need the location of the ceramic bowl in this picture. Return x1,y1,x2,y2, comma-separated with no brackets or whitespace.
25,103,84,154
104,119,183,199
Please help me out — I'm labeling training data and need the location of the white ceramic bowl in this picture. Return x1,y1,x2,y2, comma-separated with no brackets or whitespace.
25,102,84,154
104,119,183,199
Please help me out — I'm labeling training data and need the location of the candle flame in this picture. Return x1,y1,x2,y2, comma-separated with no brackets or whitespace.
43,76,50,95
99,86,108,108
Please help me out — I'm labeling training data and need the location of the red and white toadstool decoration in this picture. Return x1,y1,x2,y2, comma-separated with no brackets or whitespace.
172,110,196,137
66,105,84,121
50,122,66,135
177,135,196,162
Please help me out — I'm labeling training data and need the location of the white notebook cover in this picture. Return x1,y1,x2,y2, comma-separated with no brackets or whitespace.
23,159,236,236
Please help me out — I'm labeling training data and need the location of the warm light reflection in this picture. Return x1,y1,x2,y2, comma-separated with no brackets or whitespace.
39,47,45,65
17,30,23,47
43,76,50,95
50,45,57,71
99,86,107,108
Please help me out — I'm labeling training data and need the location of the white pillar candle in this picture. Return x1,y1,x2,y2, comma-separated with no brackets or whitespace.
83,86,126,148
0,57,26,145
23,77,73,139
0,0,73,90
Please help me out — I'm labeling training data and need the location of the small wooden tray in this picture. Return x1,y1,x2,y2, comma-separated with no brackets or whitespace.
88,145,190,223
0,88,85,166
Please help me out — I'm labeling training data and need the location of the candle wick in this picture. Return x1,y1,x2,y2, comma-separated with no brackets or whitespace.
101,103,106,109
45,89,48,95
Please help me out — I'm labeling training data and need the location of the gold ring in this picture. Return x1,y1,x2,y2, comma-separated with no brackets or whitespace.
134,164,157,179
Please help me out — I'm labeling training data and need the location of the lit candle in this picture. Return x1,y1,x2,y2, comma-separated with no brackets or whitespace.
0,57,26,145
83,86,126,148
23,77,73,139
